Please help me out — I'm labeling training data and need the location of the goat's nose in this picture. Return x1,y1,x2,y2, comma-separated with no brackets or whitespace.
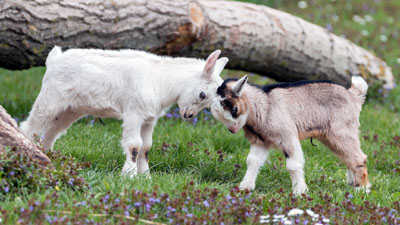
187,113,193,119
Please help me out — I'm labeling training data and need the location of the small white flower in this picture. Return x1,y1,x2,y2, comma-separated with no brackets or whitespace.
259,219,270,224
0,217,2,222
288,208,304,216
352,15,366,25
361,30,369,37
364,15,373,22
306,209,315,217
331,14,339,23
380,34,388,42
284,220,293,225
323,218,330,223
273,214,285,219
396,58,400,64
298,1,308,9
260,215,270,220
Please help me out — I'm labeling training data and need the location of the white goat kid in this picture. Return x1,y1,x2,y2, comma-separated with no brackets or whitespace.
20,46,228,177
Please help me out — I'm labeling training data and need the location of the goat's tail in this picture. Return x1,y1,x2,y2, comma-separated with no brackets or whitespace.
45,46,62,67
349,76,368,104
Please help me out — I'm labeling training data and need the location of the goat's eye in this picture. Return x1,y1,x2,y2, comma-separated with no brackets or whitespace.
220,100,226,106
199,92,206,100
231,106,238,118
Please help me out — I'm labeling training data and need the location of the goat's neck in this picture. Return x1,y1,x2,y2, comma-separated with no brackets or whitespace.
154,63,201,110
244,86,266,130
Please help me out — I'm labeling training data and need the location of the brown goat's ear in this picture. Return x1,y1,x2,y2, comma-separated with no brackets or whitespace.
232,75,248,97
202,50,221,80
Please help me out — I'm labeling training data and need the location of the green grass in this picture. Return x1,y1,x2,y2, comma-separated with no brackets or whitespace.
1,0,400,224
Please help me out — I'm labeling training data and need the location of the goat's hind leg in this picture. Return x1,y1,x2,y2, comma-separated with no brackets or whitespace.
321,133,370,191
41,109,83,150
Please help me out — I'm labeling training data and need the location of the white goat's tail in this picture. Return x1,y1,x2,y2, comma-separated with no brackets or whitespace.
45,46,62,67
349,76,368,104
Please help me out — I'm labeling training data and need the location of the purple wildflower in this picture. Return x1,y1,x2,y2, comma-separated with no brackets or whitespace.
134,202,141,207
187,213,193,218
166,113,173,118
4,186,9,193
46,215,52,224
145,203,151,212
9,171,15,176
326,24,333,32
348,194,353,199
29,205,33,211
203,109,211,115
203,200,210,207
20,208,25,213
124,211,129,216
192,117,198,125
89,119,94,125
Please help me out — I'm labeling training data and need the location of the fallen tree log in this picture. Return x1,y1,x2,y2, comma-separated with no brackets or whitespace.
0,0,394,88
0,105,51,164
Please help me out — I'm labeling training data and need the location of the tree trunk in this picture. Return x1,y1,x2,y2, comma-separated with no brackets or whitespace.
0,0,394,88
0,105,51,164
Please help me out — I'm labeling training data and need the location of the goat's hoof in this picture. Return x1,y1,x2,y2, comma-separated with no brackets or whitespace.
239,181,255,190
121,170,137,178
292,184,308,196
355,183,371,194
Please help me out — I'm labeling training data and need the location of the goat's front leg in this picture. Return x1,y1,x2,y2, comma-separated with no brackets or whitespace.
137,120,156,176
121,116,144,178
239,144,270,190
282,138,308,195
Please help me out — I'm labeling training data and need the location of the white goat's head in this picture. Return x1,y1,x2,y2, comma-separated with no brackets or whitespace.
210,75,249,133
178,50,228,119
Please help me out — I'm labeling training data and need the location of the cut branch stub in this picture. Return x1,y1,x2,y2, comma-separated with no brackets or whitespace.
0,105,51,165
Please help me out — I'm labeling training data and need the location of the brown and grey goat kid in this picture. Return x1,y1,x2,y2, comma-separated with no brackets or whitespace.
210,75,369,195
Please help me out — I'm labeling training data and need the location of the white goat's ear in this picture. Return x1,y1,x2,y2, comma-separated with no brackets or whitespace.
202,50,221,80
213,57,229,76
232,75,248,97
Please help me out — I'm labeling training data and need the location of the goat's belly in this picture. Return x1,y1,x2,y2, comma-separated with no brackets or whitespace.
298,129,323,140
73,106,122,119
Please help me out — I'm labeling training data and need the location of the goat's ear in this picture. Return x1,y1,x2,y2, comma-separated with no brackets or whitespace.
214,57,229,77
232,75,248,97
202,50,221,80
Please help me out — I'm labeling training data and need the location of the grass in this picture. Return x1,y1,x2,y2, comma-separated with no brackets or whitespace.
0,0,400,224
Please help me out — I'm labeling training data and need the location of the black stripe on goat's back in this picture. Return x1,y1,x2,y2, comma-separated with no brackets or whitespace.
216,78,338,97
256,80,338,94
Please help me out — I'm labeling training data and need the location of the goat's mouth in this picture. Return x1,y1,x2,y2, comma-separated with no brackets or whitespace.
228,126,239,133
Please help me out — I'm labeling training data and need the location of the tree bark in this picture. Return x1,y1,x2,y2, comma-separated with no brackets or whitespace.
0,0,394,88
0,105,51,164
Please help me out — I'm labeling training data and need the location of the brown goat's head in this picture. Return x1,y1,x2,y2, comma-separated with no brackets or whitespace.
211,75,249,133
